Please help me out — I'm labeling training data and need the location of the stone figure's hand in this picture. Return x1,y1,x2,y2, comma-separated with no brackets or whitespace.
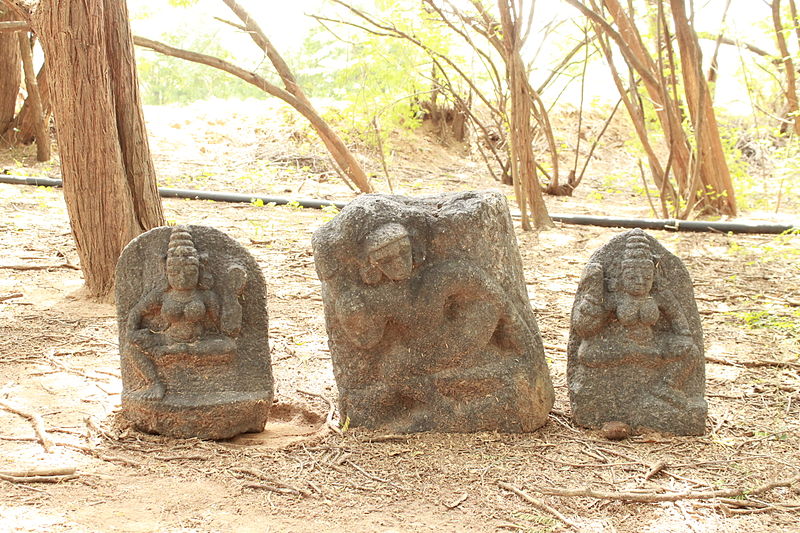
577,263,606,317
227,264,247,294
131,329,157,347
578,296,604,318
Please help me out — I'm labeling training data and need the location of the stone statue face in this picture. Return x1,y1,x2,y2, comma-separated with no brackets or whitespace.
621,260,654,297
167,262,199,291
368,235,412,281
364,223,413,283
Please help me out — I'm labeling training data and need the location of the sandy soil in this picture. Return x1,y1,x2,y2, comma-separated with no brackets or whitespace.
0,100,798,532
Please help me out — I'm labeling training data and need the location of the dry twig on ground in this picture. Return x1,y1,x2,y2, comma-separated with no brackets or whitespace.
234,467,312,497
534,475,800,502
0,399,54,453
0,466,77,483
498,481,580,530
297,389,342,435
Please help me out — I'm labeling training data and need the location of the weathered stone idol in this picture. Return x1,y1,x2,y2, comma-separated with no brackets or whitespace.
567,229,706,435
116,225,273,439
312,190,554,433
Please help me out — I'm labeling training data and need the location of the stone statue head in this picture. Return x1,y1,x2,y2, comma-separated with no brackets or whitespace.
166,226,200,291
360,223,413,284
620,229,654,297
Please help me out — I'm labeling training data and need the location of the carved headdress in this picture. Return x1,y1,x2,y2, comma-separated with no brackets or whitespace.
166,226,199,269
621,229,653,270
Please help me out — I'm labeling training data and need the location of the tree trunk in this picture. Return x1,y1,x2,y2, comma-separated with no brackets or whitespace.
600,0,692,194
103,0,163,228
8,63,49,145
0,6,21,139
10,0,164,298
497,0,553,230
16,31,49,160
670,0,738,216
771,0,800,136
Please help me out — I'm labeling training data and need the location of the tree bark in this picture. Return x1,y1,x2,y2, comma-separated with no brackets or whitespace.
670,0,737,216
103,0,163,229
600,0,692,193
771,0,800,136
16,31,48,160
9,0,164,298
497,0,553,230
0,6,21,139
8,63,49,145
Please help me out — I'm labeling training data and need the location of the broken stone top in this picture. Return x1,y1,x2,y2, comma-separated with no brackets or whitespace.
567,228,706,435
116,225,272,439
313,190,554,434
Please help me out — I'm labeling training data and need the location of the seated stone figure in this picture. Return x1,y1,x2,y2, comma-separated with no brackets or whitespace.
117,225,272,439
126,227,244,400
568,229,706,435
313,191,555,434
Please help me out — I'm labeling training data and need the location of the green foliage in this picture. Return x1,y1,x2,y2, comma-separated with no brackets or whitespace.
732,308,800,337
292,25,426,146
288,1,476,150
726,229,800,266
320,204,340,222
137,27,265,105
510,511,558,533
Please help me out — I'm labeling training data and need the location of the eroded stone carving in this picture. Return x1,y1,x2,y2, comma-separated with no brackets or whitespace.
117,225,272,439
567,229,706,435
312,191,554,433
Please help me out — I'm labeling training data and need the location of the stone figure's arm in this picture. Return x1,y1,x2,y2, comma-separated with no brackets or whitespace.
411,260,505,359
655,289,692,336
220,264,246,337
127,289,163,347
572,263,608,338
203,290,222,326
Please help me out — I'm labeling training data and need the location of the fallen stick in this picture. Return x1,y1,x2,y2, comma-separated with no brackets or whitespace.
497,481,580,531
0,263,80,271
244,482,301,495
58,442,142,467
542,343,567,353
705,355,800,370
0,467,76,477
0,436,139,467
0,474,78,483
0,399,54,453
644,460,667,481
345,459,406,490
234,467,311,497
297,389,343,435
364,434,409,443
443,493,468,509
0,292,22,303
534,475,800,502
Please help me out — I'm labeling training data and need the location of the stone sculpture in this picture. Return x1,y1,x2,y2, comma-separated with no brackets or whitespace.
312,190,554,433
116,225,272,439
567,228,706,435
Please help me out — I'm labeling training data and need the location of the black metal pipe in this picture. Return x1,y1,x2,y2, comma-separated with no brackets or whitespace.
1,174,796,235
547,214,797,234
157,187,346,210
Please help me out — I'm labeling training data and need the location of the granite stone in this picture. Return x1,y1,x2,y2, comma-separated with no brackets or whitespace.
567,229,706,435
312,190,554,433
116,225,272,439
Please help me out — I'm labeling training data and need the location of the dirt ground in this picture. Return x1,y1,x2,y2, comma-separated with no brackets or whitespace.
1,101,799,532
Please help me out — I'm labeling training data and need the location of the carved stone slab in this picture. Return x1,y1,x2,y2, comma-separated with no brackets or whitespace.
116,225,272,439
312,191,554,433
567,229,706,435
